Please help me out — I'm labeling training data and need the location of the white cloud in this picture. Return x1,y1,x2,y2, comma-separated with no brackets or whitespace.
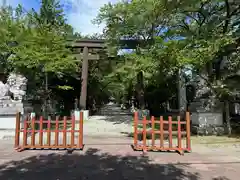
65,0,119,35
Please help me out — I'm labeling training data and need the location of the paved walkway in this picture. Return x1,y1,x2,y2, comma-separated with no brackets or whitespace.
1,104,240,179
0,137,240,180
0,103,133,141
76,103,133,137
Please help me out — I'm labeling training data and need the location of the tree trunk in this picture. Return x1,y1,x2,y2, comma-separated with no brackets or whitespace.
224,100,231,136
42,71,48,118
136,71,145,110
178,69,187,115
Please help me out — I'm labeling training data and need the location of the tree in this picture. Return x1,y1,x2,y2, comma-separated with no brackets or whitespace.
94,0,183,108
0,1,79,116
95,0,240,118
0,4,27,74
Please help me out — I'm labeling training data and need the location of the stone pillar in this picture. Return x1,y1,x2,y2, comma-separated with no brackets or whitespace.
80,46,89,110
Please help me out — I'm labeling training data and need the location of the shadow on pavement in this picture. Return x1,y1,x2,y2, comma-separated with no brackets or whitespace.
104,115,133,125
0,148,203,180
97,103,133,125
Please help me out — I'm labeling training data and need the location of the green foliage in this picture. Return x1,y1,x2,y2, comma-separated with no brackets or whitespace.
0,1,77,75
1,0,240,114
0,4,27,73
57,85,74,90
96,0,240,102
0,0,81,114
9,27,76,73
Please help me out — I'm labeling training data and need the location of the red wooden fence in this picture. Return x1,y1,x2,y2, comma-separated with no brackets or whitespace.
14,112,84,152
132,112,191,155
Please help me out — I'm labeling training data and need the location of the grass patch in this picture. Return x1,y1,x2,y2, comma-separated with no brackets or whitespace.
123,132,180,140
190,135,240,144
122,131,240,147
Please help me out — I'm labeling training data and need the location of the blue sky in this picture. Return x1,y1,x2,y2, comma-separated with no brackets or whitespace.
2,0,119,35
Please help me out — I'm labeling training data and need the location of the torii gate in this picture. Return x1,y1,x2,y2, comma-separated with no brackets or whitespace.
68,39,152,110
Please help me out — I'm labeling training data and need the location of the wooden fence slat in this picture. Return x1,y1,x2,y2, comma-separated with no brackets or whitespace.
186,112,191,151
134,112,138,147
39,116,43,146
177,116,182,149
31,117,35,146
63,116,67,147
160,116,164,147
23,119,27,147
47,117,51,146
143,116,147,150
151,116,155,147
55,116,59,146
79,112,83,149
71,115,75,146
168,116,172,148
15,112,21,148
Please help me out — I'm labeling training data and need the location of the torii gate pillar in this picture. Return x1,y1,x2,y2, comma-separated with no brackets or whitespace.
79,46,88,110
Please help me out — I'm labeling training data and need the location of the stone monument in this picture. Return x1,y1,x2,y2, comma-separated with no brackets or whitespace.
189,74,225,135
0,73,32,131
